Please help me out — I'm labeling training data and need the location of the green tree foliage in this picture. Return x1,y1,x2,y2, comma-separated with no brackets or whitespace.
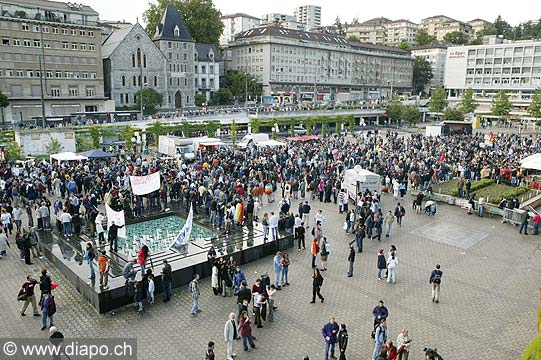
494,15,513,38
401,105,420,124
134,88,163,115
143,0,224,46
386,100,403,123
443,31,470,45
230,119,237,145
346,35,360,43
491,91,512,120
209,88,233,106
320,117,327,136
304,118,313,135
527,88,541,121
443,107,465,121
459,88,478,114
397,41,410,51
75,133,93,152
147,121,166,147
220,70,262,103
470,28,497,45
89,126,101,148
412,56,434,95
0,91,9,123
121,125,136,150
194,93,207,107
5,141,22,161
203,120,220,137
429,85,448,114
250,118,260,134
347,115,355,133
44,138,64,155
415,29,437,45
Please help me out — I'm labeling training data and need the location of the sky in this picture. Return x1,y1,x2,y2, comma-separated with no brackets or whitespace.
86,0,538,26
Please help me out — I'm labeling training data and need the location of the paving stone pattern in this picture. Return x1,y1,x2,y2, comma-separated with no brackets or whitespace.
0,191,539,360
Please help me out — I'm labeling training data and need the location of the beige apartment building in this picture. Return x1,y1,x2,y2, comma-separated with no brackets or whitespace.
420,15,474,41
467,18,494,36
0,0,108,125
386,20,419,45
229,26,413,102
346,17,418,46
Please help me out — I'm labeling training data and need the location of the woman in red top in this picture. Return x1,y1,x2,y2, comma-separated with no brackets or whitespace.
239,310,256,352
386,340,398,360
137,245,150,276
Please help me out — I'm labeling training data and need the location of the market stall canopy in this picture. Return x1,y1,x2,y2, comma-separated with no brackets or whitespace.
199,139,226,146
520,153,541,171
78,149,114,159
256,139,286,148
50,152,88,162
286,135,319,141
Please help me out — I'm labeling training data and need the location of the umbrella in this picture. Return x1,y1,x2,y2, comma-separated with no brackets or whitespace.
425,201,435,207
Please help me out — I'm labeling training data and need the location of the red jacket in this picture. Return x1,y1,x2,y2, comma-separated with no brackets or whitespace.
239,316,252,337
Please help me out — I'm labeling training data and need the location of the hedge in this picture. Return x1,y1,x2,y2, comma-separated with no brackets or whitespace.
450,178,494,196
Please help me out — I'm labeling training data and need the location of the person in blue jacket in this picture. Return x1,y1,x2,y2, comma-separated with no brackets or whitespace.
322,315,340,360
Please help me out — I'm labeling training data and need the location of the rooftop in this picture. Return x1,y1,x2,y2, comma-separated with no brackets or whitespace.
153,4,193,42
195,43,221,62
0,0,98,15
221,13,260,20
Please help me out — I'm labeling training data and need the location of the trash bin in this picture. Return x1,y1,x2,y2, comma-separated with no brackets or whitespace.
448,197,455,205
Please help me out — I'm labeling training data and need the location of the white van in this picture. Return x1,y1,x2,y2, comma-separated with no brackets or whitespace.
237,133,270,149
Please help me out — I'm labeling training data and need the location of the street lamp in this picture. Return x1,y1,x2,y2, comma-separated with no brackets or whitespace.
245,73,256,112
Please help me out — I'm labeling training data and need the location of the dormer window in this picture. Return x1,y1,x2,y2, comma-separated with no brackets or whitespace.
174,25,179,37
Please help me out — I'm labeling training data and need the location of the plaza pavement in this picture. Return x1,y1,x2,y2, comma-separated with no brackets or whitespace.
0,189,539,360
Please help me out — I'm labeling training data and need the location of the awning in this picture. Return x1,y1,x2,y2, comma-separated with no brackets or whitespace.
286,135,319,141
78,149,114,159
256,139,286,147
50,152,88,162
520,154,541,171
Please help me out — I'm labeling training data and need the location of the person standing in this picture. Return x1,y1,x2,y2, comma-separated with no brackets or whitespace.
266,284,277,321
320,237,329,271
97,250,110,289
137,245,150,276
377,249,386,281
396,328,412,360
273,251,283,289
383,211,395,237
311,237,320,268
394,203,405,227
39,269,52,300
13,204,23,232
108,221,124,252
338,323,348,360
519,211,530,235
253,291,265,328
261,213,269,240
20,275,40,317
189,273,201,316
386,253,398,284
60,210,72,237
372,319,387,360
322,316,339,360
311,268,324,303
236,280,251,321
40,292,56,330
0,231,9,259
347,245,355,277
162,259,172,302
28,228,42,259
429,264,443,303
302,201,311,226
269,212,279,240
22,232,33,265
95,212,105,243
223,313,238,360
205,341,215,360
281,252,290,285
533,212,540,235
239,310,257,352
83,242,96,281
372,300,388,330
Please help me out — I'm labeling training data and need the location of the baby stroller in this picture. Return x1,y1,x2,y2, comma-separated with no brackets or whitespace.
425,201,437,216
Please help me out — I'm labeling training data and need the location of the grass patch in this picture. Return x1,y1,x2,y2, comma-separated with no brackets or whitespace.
472,184,530,204
435,178,494,196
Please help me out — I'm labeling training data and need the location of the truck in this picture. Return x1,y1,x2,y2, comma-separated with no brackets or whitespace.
237,133,270,150
158,135,196,160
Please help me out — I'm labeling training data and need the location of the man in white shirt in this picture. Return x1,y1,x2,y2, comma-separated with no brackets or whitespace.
60,211,72,237
269,212,279,241
13,205,23,232
314,210,325,228
223,313,238,360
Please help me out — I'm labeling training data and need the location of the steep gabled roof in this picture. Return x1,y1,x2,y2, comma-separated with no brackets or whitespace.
153,5,193,42
195,43,221,62
101,24,134,58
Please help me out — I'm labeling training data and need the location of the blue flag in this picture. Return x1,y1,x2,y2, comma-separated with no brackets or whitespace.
169,204,194,252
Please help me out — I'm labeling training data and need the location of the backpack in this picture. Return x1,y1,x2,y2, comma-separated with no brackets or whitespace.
433,271,442,284
16,237,24,250
46,296,57,316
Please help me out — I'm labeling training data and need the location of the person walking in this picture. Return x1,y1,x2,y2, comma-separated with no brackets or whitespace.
396,328,412,360
347,245,355,277
377,249,386,281
20,275,40,317
372,319,387,360
519,211,530,235
162,259,172,302
386,253,398,284
311,268,324,303
372,300,388,331
134,281,144,313
261,213,269,240
311,237,319,268
302,201,311,226
0,231,9,259
383,211,395,237
281,252,290,285
429,264,443,303
273,251,283,289
83,242,96,281
205,341,215,360
40,292,56,330
39,269,52,300
320,237,329,271
189,273,202,316
224,313,238,360
236,280,251,321
338,323,348,360
297,221,306,250
322,315,339,360
239,310,257,352
394,203,405,227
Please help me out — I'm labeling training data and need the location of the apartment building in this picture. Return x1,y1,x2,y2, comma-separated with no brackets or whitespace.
444,39,541,119
294,5,321,31
467,19,493,36
346,18,418,46
386,20,419,46
194,44,220,102
420,15,473,41
229,26,413,102
220,13,260,47
411,44,448,92
261,13,304,30
0,0,108,124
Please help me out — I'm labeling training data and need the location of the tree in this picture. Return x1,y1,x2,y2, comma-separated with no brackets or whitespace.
5,141,22,161
209,88,233,106
491,91,512,122
386,99,403,123
194,93,206,107
121,125,136,150
347,115,355,133
412,56,433,95
443,107,465,121
143,0,223,46
443,31,470,45
401,105,420,124
397,41,410,51
346,35,360,43
88,126,101,148
494,15,513,39
220,70,262,103
470,28,497,45
134,88,163,115
230,119,237,145
459,88,478,114
527,88,541,121
415,29,437,46
44,138,64,155
0,91,9,124
147,120,166,147
429,85,448,115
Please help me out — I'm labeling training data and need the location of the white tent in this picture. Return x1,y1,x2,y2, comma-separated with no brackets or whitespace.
256,139,286,148
341,165,381,200
520,154,541,171
50,152,88,163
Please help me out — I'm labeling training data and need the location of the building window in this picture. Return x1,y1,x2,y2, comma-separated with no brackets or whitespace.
71,29,77,35
80,43,86,51
153,76,157,86
43,26,49,33
55,71,62,78
69,87,79,96
91,72,96,79
22,23,29,31
52,27,59,34
2,38,9,45
120,93,124,104
183,53,187,61
183,43,187,50
143,54,147,68
132,54,136,67
81,73,89,79
46,71,53,78
23,39,31,47
209,65,214,73
88,44,95,51
137,48,141,67
34,40,41,47
62,42,69,49
65,72,74,78
168,41,172,49
44,41,50,48
202,65,206,73
27,70,34,77
51,87,61,97
62,28,68,35
122,75,126,87
79,30,86,36
33,25,40,32
174,26,179,37
143,75,147,85
13,39,20,46
86,87,94,96
71,43,78,50
88,31,94,37
194,65,197,73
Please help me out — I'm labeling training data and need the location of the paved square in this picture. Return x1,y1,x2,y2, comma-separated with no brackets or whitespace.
414,220,490,249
